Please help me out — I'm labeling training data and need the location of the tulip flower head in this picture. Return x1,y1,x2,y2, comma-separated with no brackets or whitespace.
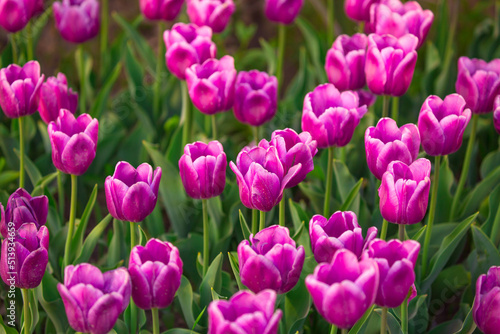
264,0,304,25
418,94,471,156
187,0,235,34
38,72,78,123
473,266,500,334
344,0,380,22
48,109,98,175
0,0,39,32
379,158,431,225
105,161,162,223
301,83,368,149
53,0,100,43
58,264,131,334
139,0,184,21
494,96,500,135
0,60,44,118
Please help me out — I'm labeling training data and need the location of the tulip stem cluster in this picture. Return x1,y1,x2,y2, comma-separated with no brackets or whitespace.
153,22,165,118
399,224,405,241
63,174,78,268
380,307,388,334
76,45,86,115
18,116,25,188
22,288,30,334
392,97,399,123
202,199,209,276
382,95,390,118
422,154,441,276
450,114,478,221
323,147,335,217
259,211,266,231
212,115,217,139
279,197,285,226
276,24,286,93
252,209,258,235
152,308,160,334
181,81,192,147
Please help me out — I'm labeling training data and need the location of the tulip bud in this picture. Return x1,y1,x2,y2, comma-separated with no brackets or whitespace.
309,211,377,264
208,290,282,334
355,90,377,108
0,0,38,32
187,0,235,33
473,266,500,334
301,83,367,149
305,249,379,329
139,0,184,21
264,0,304,25
418,94,471,156
0,223,49,289
129,239,183,310
38,73,78,123
456,57,500,114
379,159,431,225
365,118,420,180
494,96,500,135
53,0,100,44
365,33,418,97
58,264,131,334
238,225,305,294
48,109,98,175
0,61,44,118
233,70,278,127
344,0,379,22
105,161,161,223
179,140,227,199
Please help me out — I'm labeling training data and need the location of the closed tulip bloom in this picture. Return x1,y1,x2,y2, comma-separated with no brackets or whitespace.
265,0,304,25
494,96,500,135
344,0,379,22
418,94,471,156
238,225,305,294
140,0,184,21
355,90,377,108
233,70,278,126
179,140,226,199
309,211,378,264
129,239,183,310
325,34,368,91
365,118,420,180
208,289,282,334
473,266,500,334
230,144,301,212
105,161,161,223
365,33,418,97
58,264,131,334
0,0,38,32
456,57,500,114
38,72,78,123
0,223,49,289
363,238,420,308
186,55,236,115
48,109,98,175
306,249,379,329
379,158,431,225
187,0,235,33
0,188,48,238
0,60,44,118
301,83,367,149
53,0,100,44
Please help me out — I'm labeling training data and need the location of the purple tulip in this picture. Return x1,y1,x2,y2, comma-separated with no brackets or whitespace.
105,161,161,223
456,57,500,114
208,289,282,334
365,33,418,97
264,0,304,25
309,211,378,264
305,249,379,329
230,143,301,212
379,158,431,225
355,90,377,108
140,0,184,21
129,238,183,310
0,0,38,32
418,94,471,156
325,33,368,91
53,0,100,44
233,70,278,127
185,55,236,115
363,238,420,308
0,223,49,289
344,0,380,22
48,109,98,175
238,225,305,294
473,266,500,334
0,60,44,119
366,0,434,49
58,264,131,334
0,188,48,239
187,0,235,33
301,83,367,149
365,118,420,180
38,72,78,123
179,140,226,199
494,96,500,135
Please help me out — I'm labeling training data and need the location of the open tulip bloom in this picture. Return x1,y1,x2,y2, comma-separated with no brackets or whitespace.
0,0,40,32
473,266,500,334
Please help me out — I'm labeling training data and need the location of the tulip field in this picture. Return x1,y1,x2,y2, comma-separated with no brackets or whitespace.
2,0,500,333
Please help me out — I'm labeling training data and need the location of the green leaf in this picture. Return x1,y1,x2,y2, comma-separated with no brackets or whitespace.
296,18,327,83
124,41,144,94
460,165,500,219
35,273,69,334
340,178,363,212
163,329,199,334
0,171,19,188
258,38,276,76
69,184,98,261
411,225,427,244
333,160,360,213
138,224,148,247
373,308,403,334
239,210,251,240
73,214,113,264
107,218,126,268
200,253,223,308
428,320,462,334
453,306,476,334
0,315,18,334
349,305,375,334
285,277,311,334
28,289,39,333
482,184,500,244
471,225,500,278
177,276,197,330
227,251,244,290
90,63,122,118
14,148,41,187
31,172,58,197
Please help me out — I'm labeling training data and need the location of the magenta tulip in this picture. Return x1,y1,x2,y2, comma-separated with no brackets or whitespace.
38,72,78,123
53,0,100,43
187,0,235,33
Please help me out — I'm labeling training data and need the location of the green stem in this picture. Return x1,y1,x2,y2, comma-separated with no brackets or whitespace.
151,308,160,334
380,219,388,240
341,329,348,334
276,24,286,95
212,114,217,139
26,22,33,60
450,114,478,221
57,170,64,219
100,0,108,79
76,45,86,114
259,210,266,231
11,33,18,64
130,221,136,252
202,199,209,276
330,324,337,334
401,294,408,334
421,155,441,276
382,95,389,118
323,147,334,217
251,209,258,235
22,289,30,334
153,22,165,118
391,97,399,123
129,221,137,333
19,116,25,188
399,224,405,241
381,307,388,334
327,0,335,44
63,174,78,268
339,146,346,163
359,21,365,33
279,196,285,227
181,81,192,147
252,126,259,144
